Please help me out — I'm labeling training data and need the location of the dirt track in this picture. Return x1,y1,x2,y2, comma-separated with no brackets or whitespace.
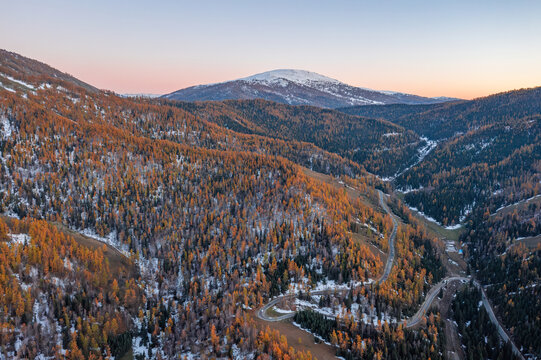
52,222,135,276
252,314,337,360
440,280,465,360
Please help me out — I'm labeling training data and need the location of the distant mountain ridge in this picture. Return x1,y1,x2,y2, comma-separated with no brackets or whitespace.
163,69,458,108
340,86,541,139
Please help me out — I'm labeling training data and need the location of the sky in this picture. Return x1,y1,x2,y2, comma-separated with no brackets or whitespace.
2,0,540,99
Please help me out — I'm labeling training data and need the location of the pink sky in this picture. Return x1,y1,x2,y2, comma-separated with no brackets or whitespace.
3,0,540,100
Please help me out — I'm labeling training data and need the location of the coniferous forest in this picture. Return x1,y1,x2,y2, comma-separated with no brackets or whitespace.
0,35,540,360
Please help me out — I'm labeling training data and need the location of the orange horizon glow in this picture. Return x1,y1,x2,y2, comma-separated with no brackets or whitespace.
64,61,540,101
3,1,540,101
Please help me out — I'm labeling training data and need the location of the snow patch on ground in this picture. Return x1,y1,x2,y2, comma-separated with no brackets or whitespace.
79,228,129,256
311,279,373,292
1,115,13,140
407,205,463,230
445,241,457,253
396,137,438,178
271,306,295,314
381,137,439,183
0,82,16,93
132,336,148,358
407,205,441,225
33,295,51,330
9,233,30,246
494,194,541,214
37,83,52,90
179,352,200,360
1,74,35,90
397,185,424,194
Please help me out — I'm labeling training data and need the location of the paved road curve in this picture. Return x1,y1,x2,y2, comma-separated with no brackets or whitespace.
404,276,468,327
403,277,525,359
256,190,526,359
474,281,525,360
257,294,296,322
257,288,366,322
258,190,398,322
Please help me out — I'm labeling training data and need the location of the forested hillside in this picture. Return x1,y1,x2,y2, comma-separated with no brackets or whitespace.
166,89,541,228
463,199,541,357
0,52,372,181
396,115,541,225
451,284,519,360
339,86,541,226
170,99,426,177
337,103,446,125
0,50,449,359
341,84,541,360
295,309,445,360
0,217,139,358
340,87,541,140
2,47,540,360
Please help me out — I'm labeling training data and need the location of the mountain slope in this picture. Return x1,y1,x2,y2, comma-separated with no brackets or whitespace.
396,115,541,225
169,98,428,176
163,69,456,108
0,49,98,93
341,87,541,140
338,87,541,225
0,51,371,179
337,103,451,125
1,49,445,359
3,49,540,359
464,176,541,357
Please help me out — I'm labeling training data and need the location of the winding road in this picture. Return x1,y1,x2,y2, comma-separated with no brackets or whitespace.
258,189,398,322
259,276,526,360
405,277,524,359
404,276,468,327
256,190,526,359
475,281,525,360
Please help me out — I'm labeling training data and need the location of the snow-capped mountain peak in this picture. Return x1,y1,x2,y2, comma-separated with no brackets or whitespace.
163,69,458,108
240,69,341,86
